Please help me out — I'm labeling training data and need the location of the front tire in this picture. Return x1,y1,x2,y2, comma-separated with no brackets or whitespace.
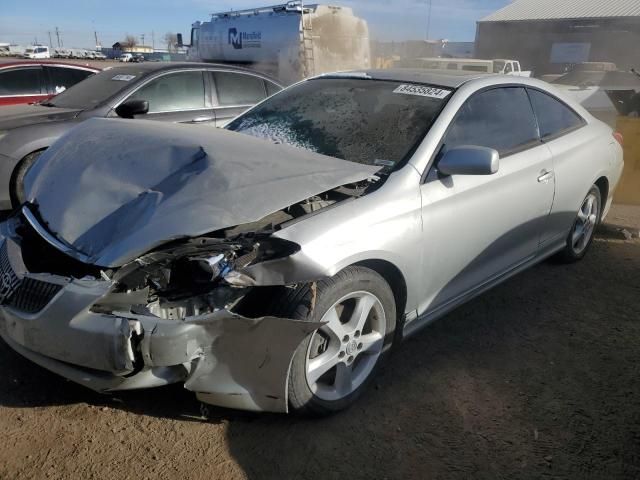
262,266,396,416
554,185,601,263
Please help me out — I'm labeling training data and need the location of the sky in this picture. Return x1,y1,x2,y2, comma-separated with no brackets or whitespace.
1,0,512,49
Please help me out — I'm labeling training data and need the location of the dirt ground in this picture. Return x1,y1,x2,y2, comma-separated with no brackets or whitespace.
0,205,639,480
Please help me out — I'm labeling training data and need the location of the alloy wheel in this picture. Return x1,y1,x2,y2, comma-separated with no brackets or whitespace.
305,291,387,401
571,192,600,255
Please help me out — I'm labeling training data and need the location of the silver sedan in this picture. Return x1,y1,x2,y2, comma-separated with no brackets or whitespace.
0,69,624,415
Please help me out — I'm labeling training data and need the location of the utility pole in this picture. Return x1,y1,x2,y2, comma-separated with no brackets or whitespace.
94,30,99,48
48,31,53,48
426,0,433,41
55,26,62,47
141,33,145,46
152,30,155,51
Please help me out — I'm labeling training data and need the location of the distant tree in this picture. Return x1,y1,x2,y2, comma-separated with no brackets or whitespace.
122,34,137,49
164,32,178,53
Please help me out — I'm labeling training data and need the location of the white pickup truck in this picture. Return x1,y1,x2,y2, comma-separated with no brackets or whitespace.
394,57,532,77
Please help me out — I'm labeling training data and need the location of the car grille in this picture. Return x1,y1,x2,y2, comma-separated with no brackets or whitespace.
0,241,63,314
0,242,21,305
7,277,63,314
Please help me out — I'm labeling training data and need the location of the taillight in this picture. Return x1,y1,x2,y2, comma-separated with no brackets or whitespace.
613,132,624,147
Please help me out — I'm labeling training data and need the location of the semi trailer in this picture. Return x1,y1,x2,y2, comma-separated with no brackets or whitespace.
179,1,371,84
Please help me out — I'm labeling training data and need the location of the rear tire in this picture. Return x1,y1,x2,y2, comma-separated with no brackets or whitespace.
554,185,601,264
10,150,44,208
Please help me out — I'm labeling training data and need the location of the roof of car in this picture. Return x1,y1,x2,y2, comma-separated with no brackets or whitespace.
100,62,283,85
318,69,493,89
0,60,101,71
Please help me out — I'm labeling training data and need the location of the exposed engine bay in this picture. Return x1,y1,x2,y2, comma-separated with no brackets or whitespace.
16,180,375,322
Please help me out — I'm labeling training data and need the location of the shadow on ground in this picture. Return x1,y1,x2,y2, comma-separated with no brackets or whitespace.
0,236,639,479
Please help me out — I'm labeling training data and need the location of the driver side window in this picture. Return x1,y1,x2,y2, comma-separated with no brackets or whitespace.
443,87,539,156
128,71,205,113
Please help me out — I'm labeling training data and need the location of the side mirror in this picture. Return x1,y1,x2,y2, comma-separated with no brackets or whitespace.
438,145,499,176
115,99,149,119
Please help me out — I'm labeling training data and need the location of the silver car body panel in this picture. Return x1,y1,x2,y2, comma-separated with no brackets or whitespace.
0,71,625,412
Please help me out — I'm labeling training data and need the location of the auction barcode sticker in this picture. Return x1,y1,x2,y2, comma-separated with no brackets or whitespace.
393,84,451,99
112,75,136,82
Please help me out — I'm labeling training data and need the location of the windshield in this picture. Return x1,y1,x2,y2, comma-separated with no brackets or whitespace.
48,67,147,109
25,48,34,53
226,78,450,169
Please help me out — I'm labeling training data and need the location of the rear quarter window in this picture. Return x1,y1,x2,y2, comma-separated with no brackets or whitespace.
47,67,94,93
213,72,266,106
527,88,585,140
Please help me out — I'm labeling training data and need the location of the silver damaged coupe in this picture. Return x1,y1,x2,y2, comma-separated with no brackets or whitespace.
0,70,624,415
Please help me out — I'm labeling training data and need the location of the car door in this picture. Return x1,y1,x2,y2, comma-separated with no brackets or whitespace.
0,66,47,106
125,70,216,124
418,86,555,314
210,71,273,127
526,88,595,246
44,66,95,95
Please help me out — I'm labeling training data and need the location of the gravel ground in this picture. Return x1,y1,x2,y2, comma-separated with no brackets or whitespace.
0,204,639,480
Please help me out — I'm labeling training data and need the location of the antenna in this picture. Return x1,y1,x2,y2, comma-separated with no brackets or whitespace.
55,26,62,47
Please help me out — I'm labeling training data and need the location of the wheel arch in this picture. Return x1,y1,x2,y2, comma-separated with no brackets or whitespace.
9,147,48,206
353,258,408,329
594,176,609,207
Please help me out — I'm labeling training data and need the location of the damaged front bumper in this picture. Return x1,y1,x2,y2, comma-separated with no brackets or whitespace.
0,235,319,413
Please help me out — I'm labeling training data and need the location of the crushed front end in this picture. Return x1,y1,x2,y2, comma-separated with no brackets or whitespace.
0,208,322,413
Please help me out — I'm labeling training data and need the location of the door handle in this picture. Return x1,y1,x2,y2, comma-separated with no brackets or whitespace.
190,116,214,123
537,171,554,183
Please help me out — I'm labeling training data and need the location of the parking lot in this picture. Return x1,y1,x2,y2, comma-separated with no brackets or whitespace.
0,204,637,480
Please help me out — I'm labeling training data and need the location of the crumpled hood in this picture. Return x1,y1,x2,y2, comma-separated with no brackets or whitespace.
25,118,380,267
0,104,82,130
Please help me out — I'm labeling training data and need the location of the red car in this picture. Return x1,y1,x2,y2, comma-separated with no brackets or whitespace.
0,61,100,106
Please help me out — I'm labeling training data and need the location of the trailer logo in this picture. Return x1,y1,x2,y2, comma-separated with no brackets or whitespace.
228,28,262,49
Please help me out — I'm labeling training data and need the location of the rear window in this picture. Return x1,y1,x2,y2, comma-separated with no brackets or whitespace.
48,67,147,109
227,78,451,168
528,88,584,139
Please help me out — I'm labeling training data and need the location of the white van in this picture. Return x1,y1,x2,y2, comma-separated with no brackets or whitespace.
23,45,50,59
119,53,133,62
